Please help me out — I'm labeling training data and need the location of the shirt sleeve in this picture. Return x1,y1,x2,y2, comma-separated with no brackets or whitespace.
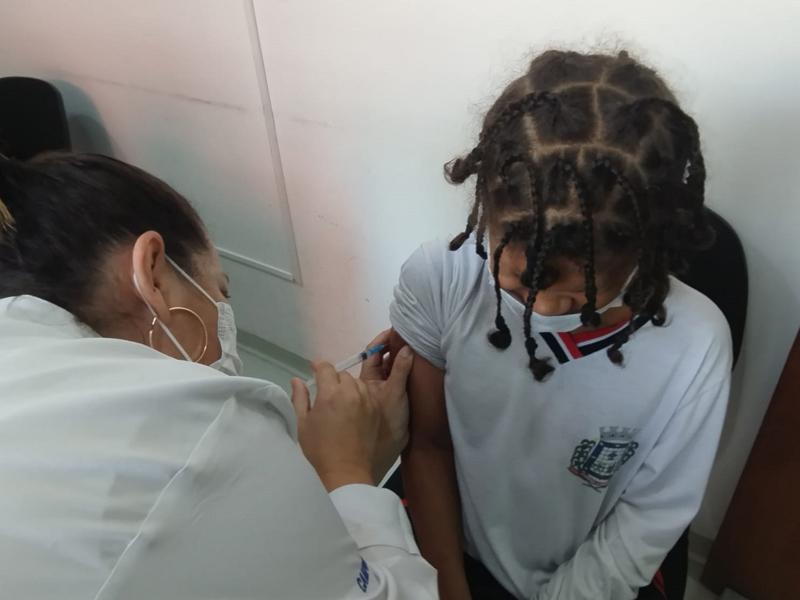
95,390,438,600
536,343,732,600
389,241,449,369
330,485,439,599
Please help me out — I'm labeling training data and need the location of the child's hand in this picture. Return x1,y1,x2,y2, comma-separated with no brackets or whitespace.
360,329,414,482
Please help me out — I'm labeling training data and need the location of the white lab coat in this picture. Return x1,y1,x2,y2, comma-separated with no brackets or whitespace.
0,295,437,599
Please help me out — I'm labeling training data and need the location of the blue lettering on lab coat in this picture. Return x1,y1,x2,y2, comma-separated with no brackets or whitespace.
356,558,370,592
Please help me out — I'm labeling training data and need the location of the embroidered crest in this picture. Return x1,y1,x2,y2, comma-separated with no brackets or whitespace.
569,426,639,491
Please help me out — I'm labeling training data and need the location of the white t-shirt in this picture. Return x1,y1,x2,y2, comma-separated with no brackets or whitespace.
0,295,437,600
390,237,731,600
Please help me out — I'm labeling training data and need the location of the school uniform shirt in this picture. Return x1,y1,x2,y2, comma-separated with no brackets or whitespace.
390,237,731,600
0,295,437,600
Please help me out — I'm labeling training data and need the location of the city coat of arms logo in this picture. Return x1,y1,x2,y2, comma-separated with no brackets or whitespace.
569,426,639,491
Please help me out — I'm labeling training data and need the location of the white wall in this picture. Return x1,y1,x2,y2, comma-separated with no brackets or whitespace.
253,0,800,539
2,0,799,539
0,0,301,283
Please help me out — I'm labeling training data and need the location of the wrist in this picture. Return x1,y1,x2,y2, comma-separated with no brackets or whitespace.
437,556,468,579
318,465,375,492
440,572,472,600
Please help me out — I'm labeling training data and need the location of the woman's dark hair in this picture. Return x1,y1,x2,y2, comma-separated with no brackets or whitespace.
0,152,209,328
446,50,713,380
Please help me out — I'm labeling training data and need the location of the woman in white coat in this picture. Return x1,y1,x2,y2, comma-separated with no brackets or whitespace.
0,153,437,599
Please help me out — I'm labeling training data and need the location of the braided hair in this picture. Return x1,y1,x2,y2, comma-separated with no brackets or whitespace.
445,50,712,380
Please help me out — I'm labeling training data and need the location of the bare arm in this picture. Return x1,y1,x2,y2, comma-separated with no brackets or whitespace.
391,331,471,600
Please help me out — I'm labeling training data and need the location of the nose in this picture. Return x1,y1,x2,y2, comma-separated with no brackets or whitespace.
532,292,574,316
497,271,529,299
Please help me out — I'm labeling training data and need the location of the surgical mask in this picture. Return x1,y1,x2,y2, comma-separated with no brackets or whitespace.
526,290,627,333
133,256,243,376
486,238,636,333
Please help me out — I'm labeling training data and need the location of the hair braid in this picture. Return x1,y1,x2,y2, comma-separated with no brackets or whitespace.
479,92,558,146
488,226,515,349
606,243,669,365
444,146,483,185
475,195,489,259
606,321,636,365
449,173,483,252
592,156,650,310
522,234,555,380
521,158,544,278
448,93,555,258
443,50,710,380
560,160,601,327
593,157,645,240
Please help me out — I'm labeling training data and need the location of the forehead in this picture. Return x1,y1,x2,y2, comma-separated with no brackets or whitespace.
501,235,631,287
492,206,584,231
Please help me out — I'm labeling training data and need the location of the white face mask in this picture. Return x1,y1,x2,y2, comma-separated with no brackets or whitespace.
133,256,243,376
486,238,635,333
526,289,627,333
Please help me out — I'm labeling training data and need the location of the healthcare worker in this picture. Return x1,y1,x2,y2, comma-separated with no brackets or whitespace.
0,153,437,599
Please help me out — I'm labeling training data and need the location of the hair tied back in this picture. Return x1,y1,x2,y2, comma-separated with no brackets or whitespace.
0,195,15,234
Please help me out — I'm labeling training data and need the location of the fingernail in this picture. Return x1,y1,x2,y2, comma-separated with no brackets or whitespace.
399,346,412,358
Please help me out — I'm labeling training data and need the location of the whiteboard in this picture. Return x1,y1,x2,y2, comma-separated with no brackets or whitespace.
0,0,300,282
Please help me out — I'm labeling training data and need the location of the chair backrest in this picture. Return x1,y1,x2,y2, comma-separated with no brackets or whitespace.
677,208,748,366
0,77,71,159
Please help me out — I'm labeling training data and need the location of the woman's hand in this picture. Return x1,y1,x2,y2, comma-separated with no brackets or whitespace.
359,329,415,483
289,330,415,491
291,363,379,492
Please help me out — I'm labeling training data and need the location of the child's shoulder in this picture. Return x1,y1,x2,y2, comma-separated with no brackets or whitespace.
400,236,485,287
391,237,486,359
663,276,733,357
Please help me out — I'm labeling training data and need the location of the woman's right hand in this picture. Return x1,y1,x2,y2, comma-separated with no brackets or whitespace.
290,362,380,492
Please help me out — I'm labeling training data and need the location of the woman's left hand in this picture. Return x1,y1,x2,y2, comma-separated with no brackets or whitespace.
360,329,415,483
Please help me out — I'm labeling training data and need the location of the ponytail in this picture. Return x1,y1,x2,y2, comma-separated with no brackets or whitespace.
0,195,14,235
0,156,22,244
0,153,209,327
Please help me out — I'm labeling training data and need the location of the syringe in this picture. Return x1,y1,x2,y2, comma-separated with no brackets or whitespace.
304,344,386,400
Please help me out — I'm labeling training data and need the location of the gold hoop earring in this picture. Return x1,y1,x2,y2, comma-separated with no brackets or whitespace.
148,306,209,363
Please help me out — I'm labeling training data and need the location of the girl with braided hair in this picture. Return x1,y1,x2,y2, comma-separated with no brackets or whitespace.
390,50,731,600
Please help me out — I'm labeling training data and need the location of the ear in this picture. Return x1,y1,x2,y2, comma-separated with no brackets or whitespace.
131,231,171,321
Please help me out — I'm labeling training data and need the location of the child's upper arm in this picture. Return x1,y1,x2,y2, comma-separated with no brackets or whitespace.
391,330,450,450
390,240,474,448
389,241,451,370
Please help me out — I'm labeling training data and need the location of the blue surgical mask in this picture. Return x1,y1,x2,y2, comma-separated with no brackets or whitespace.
133,257,243,376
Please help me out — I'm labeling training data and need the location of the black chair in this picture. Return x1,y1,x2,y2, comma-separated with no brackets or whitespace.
385,207,748,600
679,208,748,366
0,77,71,159
642,208,748,600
